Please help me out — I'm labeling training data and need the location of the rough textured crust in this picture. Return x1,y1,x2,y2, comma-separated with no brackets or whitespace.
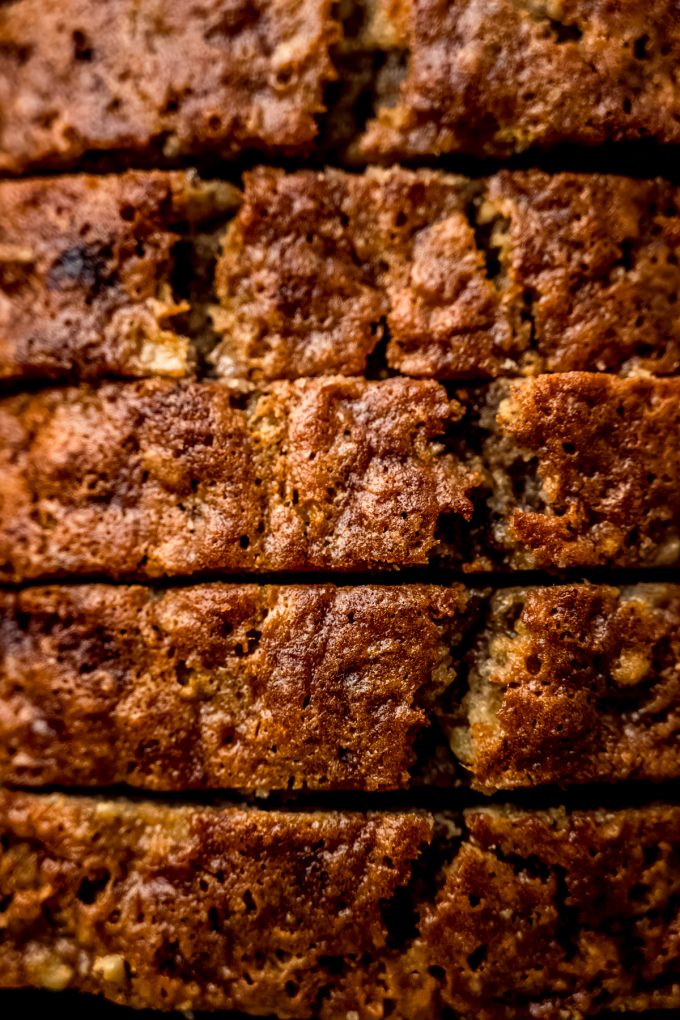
484,171,680,378
1,373,677,578
0,791,433,1017
215,167,680,383
448,583,680,790
0,0,337,173
483,373,680,570
351,0,680,160
2,582,679,793
0,377,479,581
214,166,680,381
403,804,680,1019
3,167,679,385
0,583,469,791
0,170,239,383
212,165,492,380
0,793,678,1018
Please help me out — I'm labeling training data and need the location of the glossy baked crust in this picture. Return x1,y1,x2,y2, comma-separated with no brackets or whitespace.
212,165,490,379
350,0,680,159
0,170,238,383
0,792,678,1018
216,166,680,381
483,373,680,570
449,583,680,790
0,0,337,173
0,376,479,580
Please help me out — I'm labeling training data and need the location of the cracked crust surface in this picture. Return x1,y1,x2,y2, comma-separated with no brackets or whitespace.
352,0,680,159
2,582,678,793
0,377,478,580
405,804,680,1019
3,167,680,384
215,167,680,381
0,583,468,791
0,0,337,173
0,793,678,1018
0,170,238,383
0,791,432,1016
1,374,677,578
484,373,680,570
449,583,680,790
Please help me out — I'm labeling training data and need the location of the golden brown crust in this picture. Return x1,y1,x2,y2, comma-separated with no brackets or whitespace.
449,583,680,790
1,374,677,578
0,377,478,580
0,791,432,1016
2,582,678,793
1,793,678,1017
486,171,680,377
0,0,337,172
214,167,680,381
484,373,680,570
0,170,239,383
2,167,679,385
407,804,680,1019
0,583,468,791
353,0,680,159
212,165,498,381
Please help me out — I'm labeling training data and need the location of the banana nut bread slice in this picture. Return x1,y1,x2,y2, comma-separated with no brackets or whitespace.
3,167,679,385
1,582,678,792
344,0,680,160
0,583,470,792
0,376,479,580
1,373,677,579
214,166,680,381
0,792,678,1018
0,0,337,173
0,170,238,384
447,582,680,791
478,373,680,570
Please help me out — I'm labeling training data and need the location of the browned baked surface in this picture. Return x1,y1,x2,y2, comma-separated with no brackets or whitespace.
0,0,337,173
2,374,677,578
484,171,680,377
349,0,680,160
0,791,432,1016
215,166,680,380
3,167,679,385
212,166,495,380
2,582,678,793
0,377,479,580
448,583,680,790
0,171,238,383
403,804,680,1019
0,583,469,791
483,373,680,570
1,793,678,1017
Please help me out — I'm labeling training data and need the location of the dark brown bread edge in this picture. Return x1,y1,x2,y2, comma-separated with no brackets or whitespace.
0,792,678,1018
339,0,680,160
2,0,680,171
0,170,240,384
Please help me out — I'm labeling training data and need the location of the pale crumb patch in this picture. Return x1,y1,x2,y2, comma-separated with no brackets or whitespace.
92,954,127,986
27,953,74,991
611,650,651,686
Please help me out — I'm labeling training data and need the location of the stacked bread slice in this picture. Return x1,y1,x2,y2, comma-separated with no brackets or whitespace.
0,3,678,1019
